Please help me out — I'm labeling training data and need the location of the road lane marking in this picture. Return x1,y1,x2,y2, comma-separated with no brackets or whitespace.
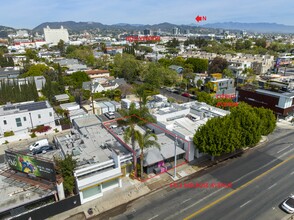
184,155,294,220
165,188,225,220
230,149,292,185
267,183,277,190
290,171,294,175
181,198,192,204
278,148,294,159
148,214,158,220
277,145,293,153
240,200,252,208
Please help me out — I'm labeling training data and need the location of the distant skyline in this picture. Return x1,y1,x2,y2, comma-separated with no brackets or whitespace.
1,0,294,29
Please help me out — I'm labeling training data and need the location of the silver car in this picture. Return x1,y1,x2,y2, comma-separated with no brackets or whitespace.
281,194,294,214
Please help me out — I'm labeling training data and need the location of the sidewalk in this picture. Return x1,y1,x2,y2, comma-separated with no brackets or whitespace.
50,160,207,220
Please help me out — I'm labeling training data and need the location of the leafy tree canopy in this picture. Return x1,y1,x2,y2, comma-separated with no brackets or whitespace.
185,57,208,73
208,57,228,74
193,103,276,158
21,64,49,77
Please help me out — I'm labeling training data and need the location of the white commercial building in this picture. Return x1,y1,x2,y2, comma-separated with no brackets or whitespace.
0,101,56,137
44,26,69,44
151,101,229,161
54,115,132,204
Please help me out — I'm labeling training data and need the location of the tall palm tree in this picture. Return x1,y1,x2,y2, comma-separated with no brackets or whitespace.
123,124,141,173
136,129,160,178
119,101,156,176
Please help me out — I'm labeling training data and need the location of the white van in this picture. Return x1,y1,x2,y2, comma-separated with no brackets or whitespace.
29,139,49,151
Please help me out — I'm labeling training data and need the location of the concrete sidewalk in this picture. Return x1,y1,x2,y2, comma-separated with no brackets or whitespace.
50,160,206,220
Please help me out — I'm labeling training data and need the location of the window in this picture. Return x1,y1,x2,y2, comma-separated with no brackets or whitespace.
38,114,41,119
3,120,7,125
23,117,27,121
49,112,52,117
15,118,22,127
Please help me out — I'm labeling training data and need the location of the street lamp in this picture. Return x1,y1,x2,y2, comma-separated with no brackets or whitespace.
174,135,178,179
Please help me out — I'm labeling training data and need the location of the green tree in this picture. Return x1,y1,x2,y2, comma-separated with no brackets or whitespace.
21,64,49,77
255,38,267,48
222,68,234,78
137,129,160,178
204,81,214,93
57,39,66,56
196,91,214,105
166,38,180,47
244,40,252,50
193,103,276,160
55,154,77,196
64,71,90,89
208,57,228,74
25,48,38,61
196,79,203,90
235,39,244,50
185,57,208,73
112,53,142,83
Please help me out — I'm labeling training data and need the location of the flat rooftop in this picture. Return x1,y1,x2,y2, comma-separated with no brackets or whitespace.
256,89,294,98
56,123,131,168
0,164,55,213
153,101,229,140
0,101,51,116
111,124,186,166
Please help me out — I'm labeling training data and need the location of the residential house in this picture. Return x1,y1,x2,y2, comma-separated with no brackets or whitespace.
169,65,184,74
0,67,20,80
0,101,56,139
85,69,110,79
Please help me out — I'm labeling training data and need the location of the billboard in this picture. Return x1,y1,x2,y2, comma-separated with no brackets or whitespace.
126,36,161,42
5,151,56,182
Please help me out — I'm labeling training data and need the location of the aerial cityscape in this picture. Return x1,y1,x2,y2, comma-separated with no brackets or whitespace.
0,1,293,220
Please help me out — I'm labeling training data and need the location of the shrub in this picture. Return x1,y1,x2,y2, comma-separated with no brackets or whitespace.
31,125,51,133
4,131,14,137
30,132,37,138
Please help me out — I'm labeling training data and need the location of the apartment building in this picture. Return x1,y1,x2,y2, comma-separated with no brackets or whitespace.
0,101,56,137
43,26,69,44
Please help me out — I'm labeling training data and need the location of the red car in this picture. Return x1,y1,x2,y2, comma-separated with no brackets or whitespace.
182,93,190,98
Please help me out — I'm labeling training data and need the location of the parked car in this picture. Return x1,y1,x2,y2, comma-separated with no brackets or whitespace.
182,92,190,98
29,139,49,151
105,112,115,119
281,194,294,213
32,145,54,155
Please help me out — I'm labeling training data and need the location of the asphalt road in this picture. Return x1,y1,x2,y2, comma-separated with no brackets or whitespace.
98,130,294,220
159,88,191,103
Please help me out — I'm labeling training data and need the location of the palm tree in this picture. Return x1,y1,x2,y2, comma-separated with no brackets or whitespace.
119,102,156,176
136,129,160,178
123,124,141,174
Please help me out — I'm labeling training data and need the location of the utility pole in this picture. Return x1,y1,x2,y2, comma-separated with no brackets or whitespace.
174,136,178,179
90,83,95,114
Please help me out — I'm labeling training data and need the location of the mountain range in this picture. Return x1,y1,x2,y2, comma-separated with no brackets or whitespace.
202,22,294,34
1,21,294,35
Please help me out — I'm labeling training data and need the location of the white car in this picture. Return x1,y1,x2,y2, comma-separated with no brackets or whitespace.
281,194,294,214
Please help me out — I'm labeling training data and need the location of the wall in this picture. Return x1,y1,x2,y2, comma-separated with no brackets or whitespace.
238,89,294,116
10,194,81,220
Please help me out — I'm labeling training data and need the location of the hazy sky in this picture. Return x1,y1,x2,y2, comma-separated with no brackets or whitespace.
1,0,293,29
